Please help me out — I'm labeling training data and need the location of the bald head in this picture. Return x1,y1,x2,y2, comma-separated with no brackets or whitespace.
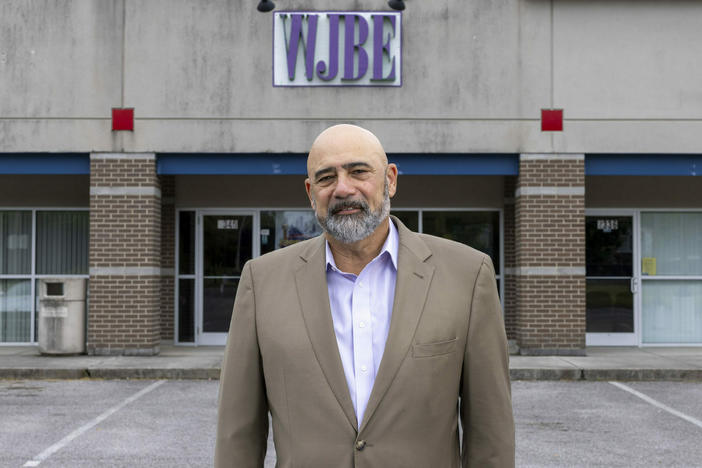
307,124,388,177
304,124,398,247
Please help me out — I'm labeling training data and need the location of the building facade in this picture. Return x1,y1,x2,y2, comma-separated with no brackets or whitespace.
1,0,701,355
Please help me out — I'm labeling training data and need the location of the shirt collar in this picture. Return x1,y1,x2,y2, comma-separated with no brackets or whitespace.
325,218,399,273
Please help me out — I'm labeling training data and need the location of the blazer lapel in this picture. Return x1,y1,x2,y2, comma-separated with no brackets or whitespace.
359,219,435,433
294,236,358,431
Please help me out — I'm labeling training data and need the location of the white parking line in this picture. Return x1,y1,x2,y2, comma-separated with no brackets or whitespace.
609,381,702,430
22,380,166,467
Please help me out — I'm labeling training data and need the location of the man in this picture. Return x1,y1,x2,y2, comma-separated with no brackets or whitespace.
215,124,515,467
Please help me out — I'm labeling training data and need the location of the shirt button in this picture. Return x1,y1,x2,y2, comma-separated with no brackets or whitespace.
361,365,367,372
359,321,365,328
358,281,364,287
355,440,367,451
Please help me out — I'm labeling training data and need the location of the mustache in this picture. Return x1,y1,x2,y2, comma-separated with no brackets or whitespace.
328,199,369,216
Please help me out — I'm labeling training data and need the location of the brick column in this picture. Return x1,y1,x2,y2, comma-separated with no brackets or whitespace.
88,153,161,355
160,175,175,341
502,176,517,347
514,154,586,355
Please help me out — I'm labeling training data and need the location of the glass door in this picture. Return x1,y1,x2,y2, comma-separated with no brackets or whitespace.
197,212,255,345
585,211,638,346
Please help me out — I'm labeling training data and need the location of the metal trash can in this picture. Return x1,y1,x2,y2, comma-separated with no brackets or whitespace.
38,278,87,355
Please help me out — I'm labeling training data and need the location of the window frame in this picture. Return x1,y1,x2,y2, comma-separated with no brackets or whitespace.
0,207,89,345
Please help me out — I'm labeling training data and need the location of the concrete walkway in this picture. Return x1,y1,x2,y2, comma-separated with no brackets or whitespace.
509,346,702,380
1,344,702,380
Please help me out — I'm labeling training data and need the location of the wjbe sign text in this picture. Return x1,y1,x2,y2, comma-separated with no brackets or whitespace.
273,11,402,87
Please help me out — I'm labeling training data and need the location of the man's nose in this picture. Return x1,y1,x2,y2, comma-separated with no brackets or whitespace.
333,173,356,198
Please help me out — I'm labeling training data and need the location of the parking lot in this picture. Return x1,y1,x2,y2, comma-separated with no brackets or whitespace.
1,380,701,467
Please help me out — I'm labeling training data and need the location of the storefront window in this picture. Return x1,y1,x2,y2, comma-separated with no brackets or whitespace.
0,211,32,275
1,211,32,343
641,212,702,343
422,211,500,274
392,211,419,232
392,209,502,294
179,211,196,275
642,281,702,343
260,210,322,255
0,210,88,343
642,212,702,276
0,279,31,342
178,278,195,343
177,211,196,342
36,211,89,275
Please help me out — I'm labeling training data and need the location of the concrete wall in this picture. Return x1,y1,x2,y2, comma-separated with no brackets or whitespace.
2,0,701,153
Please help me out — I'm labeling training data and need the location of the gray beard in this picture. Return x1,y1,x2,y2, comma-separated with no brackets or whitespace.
314,183,390,244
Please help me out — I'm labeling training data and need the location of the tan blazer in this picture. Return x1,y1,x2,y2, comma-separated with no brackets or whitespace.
215,217,514,468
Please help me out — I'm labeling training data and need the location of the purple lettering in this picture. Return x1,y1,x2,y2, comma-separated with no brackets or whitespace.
282,14,318,81
316,14,341,81
342,14,369,81
371,14,396,81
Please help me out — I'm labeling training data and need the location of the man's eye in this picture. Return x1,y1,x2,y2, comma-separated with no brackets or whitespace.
317,176,334,183
352,169,368,175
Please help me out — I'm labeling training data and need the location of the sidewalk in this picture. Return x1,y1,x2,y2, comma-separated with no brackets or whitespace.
1,344,702,381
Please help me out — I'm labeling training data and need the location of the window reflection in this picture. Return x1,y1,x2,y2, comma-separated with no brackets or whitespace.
260,211,322,255
179,211,196,275
391,211,419,232
586,217,632,277
586,279,633,333
422,211,500,274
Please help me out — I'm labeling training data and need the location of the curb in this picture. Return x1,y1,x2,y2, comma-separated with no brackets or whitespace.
3,368,702,381
0,368,90,379
582,368,702,381
0,368,221,380
509,368,582,381
510,368,702,381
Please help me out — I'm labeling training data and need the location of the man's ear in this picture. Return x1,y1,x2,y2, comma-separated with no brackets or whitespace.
304,178,314,207
386,163,398,198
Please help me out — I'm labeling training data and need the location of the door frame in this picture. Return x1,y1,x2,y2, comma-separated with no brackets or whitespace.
196,209,259,346
585,209,640,346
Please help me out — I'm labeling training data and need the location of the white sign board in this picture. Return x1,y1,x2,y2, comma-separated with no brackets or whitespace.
273,11,402,87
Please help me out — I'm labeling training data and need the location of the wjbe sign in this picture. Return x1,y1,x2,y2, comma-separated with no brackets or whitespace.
273,11,402,87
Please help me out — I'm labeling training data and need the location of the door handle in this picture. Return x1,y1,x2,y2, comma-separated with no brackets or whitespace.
630,277,638,294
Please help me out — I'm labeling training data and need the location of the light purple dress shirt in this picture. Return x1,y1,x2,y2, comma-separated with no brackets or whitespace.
325,220,399,427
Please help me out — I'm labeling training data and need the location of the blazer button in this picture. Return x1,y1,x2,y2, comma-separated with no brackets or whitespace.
355,440,367,451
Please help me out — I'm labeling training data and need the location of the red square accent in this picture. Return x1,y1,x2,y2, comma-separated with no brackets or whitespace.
112,108,134,131
541,109,563,132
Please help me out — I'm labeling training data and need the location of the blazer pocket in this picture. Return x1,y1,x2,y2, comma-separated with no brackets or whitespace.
412,337,457,358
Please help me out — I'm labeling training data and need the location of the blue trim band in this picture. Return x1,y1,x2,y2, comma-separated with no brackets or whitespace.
586,154,701,176
156,153,519,176
0,154,90,174
390,154,518,175
5,153,698,176
157,153,308,175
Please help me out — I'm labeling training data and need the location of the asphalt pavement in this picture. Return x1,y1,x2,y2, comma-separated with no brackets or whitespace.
2,380,702,467
2,344,702,381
